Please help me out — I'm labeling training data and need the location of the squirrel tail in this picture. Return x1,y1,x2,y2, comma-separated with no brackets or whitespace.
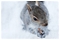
39,1,44,4
27,1,44,4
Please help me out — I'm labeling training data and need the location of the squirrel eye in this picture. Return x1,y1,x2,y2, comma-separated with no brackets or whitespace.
33,17,37,21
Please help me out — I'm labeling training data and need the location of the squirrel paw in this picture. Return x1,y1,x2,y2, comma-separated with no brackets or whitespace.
37,30,45,38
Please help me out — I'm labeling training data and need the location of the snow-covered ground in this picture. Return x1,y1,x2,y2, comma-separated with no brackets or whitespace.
1,1,59,39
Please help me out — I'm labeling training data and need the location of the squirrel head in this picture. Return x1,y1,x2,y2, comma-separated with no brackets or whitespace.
27,4,48,27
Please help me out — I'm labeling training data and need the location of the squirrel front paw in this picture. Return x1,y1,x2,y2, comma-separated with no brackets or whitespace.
37,30,45,38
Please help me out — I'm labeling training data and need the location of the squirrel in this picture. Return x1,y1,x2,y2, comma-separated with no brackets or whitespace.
20,1,49,38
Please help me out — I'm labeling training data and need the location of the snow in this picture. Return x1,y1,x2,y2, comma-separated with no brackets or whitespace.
1,1,59,39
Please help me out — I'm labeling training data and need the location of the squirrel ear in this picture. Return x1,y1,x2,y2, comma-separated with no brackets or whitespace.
27,4,32,12
36,1,40,6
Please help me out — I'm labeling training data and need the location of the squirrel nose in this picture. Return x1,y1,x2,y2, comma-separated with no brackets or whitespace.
44,23,48,26
42,23,48,26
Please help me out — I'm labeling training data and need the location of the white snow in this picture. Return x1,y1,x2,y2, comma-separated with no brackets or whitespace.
1,1,59,39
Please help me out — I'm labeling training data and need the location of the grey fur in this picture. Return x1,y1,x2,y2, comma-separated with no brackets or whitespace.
20,1,49,38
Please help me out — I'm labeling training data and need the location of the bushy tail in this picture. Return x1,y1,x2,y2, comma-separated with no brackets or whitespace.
39,1,44,4
27,1,44,4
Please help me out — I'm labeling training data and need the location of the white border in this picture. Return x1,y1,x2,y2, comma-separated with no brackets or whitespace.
0,0,60,1
0,0,60,40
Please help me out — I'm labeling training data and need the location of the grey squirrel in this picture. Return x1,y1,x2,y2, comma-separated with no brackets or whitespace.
20,1,49,38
